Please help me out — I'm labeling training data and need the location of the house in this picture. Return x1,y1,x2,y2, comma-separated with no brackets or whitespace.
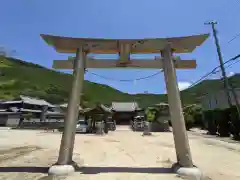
0,95,55,113
200,88,240,111
111,102,143,124
83,104,112,118
0,95,56,127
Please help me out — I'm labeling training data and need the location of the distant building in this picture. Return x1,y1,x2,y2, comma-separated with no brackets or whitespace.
0,95,55,114
0,95,57,127
111,102,143,124
200,88,240,110
111,102,139,112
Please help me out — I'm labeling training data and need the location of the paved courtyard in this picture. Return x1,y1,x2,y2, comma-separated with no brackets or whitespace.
0,127,240,180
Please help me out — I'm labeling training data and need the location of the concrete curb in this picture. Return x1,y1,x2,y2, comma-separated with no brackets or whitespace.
142,132,152,136
172,163,203,180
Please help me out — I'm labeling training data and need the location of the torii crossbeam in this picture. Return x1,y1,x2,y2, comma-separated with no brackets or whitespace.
40,33,209,177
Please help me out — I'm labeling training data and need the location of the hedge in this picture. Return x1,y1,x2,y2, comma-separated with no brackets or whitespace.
183,104,203,131
203,110,217,135
203,106,240,140
228,106,240,140
168,104,204,130
163,104,239,140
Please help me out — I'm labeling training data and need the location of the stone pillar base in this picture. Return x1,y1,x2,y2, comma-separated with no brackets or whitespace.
48,161,81,176
48,165,75,176
96,121,104,135
142,121,152,136
172,163,203,180
142,131,152,136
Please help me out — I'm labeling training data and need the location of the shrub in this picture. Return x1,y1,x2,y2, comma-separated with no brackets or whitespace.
183,104,203,130
203,110,217,135
213,109,230,137
184,113,195,130
193,110,204,129
203,106,240,139
228,106,240,140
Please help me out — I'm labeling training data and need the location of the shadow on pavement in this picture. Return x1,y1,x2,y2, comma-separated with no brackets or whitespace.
0,166,48,173
0,166,173,174
77,166,173,174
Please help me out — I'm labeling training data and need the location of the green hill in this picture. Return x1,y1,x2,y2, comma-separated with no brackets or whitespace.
0,56,239,107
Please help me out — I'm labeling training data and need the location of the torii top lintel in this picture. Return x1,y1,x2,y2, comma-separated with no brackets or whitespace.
40,34,209,54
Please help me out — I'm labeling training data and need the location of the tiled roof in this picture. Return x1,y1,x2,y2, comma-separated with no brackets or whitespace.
98,104,112,113
20,96,55,107
0,95,55,107
111,102,138,112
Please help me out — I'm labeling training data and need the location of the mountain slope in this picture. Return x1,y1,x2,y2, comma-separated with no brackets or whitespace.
0,56,239,107
0,57,132,106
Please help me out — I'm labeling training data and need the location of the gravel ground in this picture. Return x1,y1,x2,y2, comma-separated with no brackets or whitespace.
0,127,240,180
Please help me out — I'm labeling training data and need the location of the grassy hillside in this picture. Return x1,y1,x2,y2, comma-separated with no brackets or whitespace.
0,57,132,106
0,56,240,107
181,74,240,103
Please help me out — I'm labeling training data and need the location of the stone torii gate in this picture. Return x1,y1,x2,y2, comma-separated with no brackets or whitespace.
40,34,209,178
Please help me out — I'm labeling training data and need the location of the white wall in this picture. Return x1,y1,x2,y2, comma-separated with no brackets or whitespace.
201,89,240,110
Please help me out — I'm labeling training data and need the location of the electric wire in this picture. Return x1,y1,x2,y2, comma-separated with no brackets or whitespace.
86,54,240,83
85,26,240,83
188,54,240,88
227,32,240,44
214,59,240,73
86,69,162,82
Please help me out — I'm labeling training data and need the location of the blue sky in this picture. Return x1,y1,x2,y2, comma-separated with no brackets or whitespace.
1,0,240,94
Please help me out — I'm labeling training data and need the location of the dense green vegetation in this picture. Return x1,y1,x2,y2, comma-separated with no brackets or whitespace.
0,56,240,107
0,57,132,106
202,106,240,140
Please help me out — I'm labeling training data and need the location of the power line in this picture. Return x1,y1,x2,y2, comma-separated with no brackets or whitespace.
227,32,240,44
215,58,240,73
86,54,240,84
188,54,240,88
224,58,240,69
86,69,162,82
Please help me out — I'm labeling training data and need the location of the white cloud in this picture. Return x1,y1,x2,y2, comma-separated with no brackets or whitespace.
164,81,191,94
227,72,235,77
178,82,191,91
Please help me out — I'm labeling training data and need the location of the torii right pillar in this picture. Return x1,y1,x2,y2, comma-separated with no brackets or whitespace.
161,44,202,179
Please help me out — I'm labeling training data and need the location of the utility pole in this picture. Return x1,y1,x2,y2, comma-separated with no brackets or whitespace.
205,21,240,118
205,21,232,107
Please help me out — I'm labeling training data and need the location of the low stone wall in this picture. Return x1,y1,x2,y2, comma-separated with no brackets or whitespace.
0,113,21,127
5,118,64,129
0,116,8,126
132,121,170,132
6,118,20,127
151,121,170,132
19,120,64,129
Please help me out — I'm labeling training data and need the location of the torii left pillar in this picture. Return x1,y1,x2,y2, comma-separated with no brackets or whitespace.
48,46,86,175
